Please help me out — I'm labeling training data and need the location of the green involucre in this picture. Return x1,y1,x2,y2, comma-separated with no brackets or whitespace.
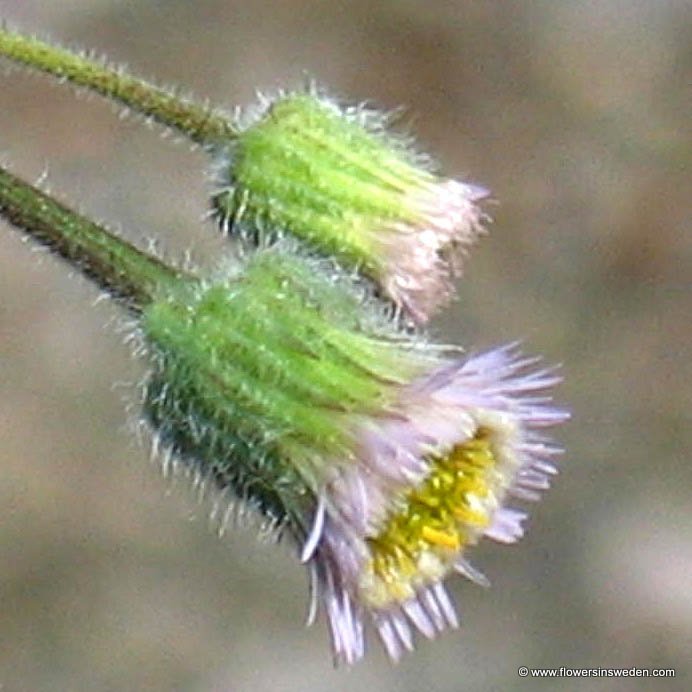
213,93,434,274
141,248,438,526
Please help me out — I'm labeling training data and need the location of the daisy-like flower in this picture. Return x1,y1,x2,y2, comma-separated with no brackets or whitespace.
140,242,567,665
212,89,489,324
309,344,566,663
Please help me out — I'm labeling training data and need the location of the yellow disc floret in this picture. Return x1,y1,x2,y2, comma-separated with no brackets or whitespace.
360,428,500,609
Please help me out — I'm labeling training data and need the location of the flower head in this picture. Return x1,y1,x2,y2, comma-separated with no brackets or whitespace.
139,243,567,664
212,89,489,324
310,344,567,663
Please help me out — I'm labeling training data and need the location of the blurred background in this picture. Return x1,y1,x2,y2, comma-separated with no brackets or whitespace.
0,1,690,690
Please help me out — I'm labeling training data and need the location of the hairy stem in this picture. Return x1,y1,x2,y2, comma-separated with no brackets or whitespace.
0,27,237,146
0,166,187,312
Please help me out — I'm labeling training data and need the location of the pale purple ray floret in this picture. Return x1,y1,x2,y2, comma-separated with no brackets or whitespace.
380,180,490,324
299,343,568,664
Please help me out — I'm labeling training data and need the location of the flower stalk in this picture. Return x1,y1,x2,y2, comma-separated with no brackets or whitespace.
0,166,185,311
0,27,236,146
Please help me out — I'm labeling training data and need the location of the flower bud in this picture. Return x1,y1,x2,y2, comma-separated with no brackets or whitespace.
140,244,566,664
212,90,488,324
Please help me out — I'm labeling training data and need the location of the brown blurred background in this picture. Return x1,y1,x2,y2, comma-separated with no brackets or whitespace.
1,1,690,690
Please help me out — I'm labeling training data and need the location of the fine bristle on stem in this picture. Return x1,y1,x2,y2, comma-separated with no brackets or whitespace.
0,166,186,311
0,27,237,146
